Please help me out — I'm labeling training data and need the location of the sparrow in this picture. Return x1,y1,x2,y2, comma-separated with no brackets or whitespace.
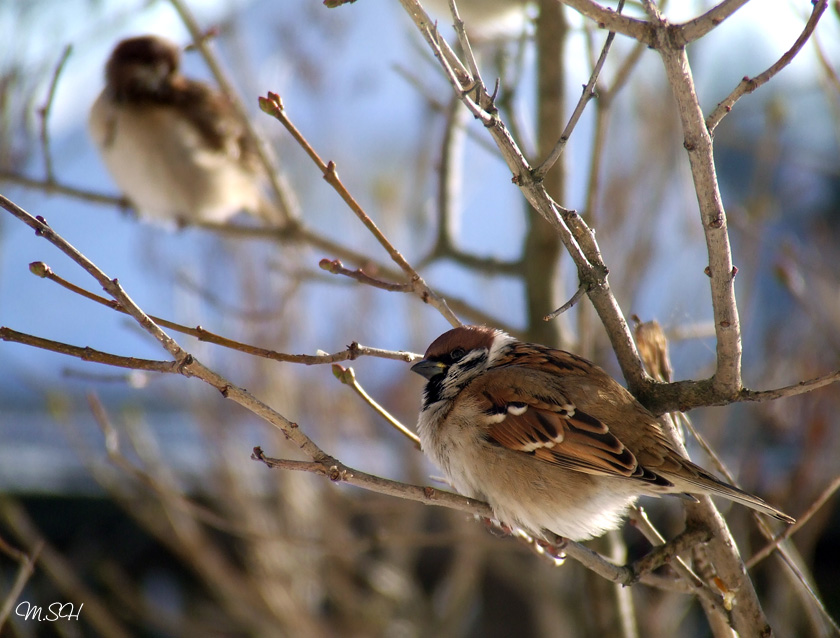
89,35,277,226
412,325,794,541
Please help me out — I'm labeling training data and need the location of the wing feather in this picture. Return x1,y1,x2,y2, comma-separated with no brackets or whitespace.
473,367,670,486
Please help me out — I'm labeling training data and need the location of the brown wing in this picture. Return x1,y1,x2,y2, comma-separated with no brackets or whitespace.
173,79,257,165
471,366,674,487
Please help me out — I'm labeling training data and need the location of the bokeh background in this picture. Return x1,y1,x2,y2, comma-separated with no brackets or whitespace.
1,0,839,636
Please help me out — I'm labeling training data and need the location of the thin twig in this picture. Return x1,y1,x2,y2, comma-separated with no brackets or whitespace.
253,447,492,516
628,507,722,611
0,193,329,462
533,0,624,180
680,0,750,44
747,476,840,568
398,0,473,88
0,172,129,207
251,447,697,590
37,44,72,183
422,24,489,124
319,259,415,292
448,0,486,102
332,365,422,448
737,369,840,402
630,527,715,592
640,0,662,21
706,0,828,133
27,261,421,364
0,327,182,373
544,282,588,320
258,93,461,327
415,0,649,388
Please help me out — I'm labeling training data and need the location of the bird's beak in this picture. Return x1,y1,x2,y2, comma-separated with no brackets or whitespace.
410,359,448,380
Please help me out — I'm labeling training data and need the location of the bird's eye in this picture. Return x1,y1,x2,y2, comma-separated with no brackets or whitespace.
450,347,466,361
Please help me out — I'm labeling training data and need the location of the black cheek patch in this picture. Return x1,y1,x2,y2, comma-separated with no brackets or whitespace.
456,355,485,372
424,377,446,404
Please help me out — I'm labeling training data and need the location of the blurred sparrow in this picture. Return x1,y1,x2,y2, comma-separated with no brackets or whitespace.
412,325,794,541
89,35,277,226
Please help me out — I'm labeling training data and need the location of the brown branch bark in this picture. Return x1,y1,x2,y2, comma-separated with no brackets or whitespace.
652,29,742,399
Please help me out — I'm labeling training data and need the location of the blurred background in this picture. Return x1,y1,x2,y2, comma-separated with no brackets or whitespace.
1,0,839,636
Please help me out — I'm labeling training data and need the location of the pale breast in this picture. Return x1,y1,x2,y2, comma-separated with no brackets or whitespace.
88,94,262,224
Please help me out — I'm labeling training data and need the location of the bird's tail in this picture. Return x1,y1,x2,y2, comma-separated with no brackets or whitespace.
675,461,795,523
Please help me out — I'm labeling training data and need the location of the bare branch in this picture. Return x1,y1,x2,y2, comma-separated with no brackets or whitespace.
652,31,742,397
258,93,461,327
397,0,473,84
706,0,829,133
319,258,415,292
738,369,840,402
251,447,706,590
253,446,492,517
559,0,654,44
0,172,129,207
544,282,588,321
639,0,661,21
448,0,484,93
37,44,72,183
28,260,421,364
747,476,840,569
0,193,328,462
680,0,751,44
332,364,422,448
630,527,715,588
412,6,649,383
0,327,181,373
534,0,624,180
1,198,185,360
